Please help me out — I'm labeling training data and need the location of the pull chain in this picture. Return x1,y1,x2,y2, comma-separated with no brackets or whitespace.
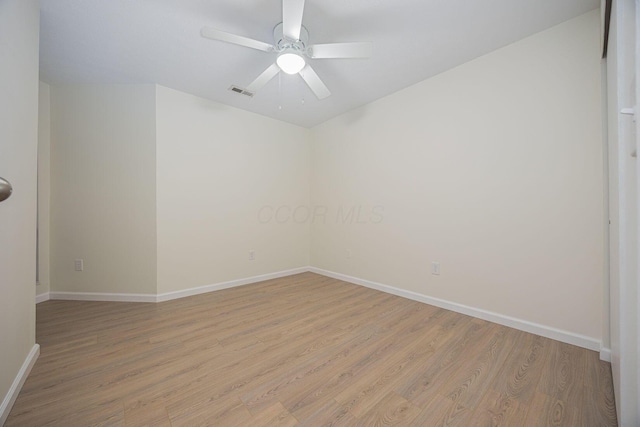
278,72,282,111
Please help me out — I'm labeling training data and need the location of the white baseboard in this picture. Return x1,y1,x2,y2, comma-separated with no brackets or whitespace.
42,266,611,362
156,267,309,302
600,347,612,362
35,292,50,304
0,344,40,425
308,267,605,355
49,291,157,303
47,267,309,304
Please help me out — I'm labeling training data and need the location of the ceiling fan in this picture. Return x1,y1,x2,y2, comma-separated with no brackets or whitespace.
201,0,372,100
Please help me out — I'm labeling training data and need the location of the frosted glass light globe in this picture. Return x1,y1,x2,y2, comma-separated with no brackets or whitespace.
277,50,305,74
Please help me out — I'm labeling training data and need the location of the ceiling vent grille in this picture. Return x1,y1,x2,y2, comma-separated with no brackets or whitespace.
229,85,254,97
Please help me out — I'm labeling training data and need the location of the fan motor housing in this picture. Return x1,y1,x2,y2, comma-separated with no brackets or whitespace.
273,22,309,55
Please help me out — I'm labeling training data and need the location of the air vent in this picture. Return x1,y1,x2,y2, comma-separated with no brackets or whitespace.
229,85,254,97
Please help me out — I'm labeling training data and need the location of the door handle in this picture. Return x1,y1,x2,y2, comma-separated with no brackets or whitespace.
0,177,13,202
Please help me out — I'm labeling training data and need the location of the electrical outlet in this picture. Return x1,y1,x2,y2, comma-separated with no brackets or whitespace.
75,258,84,272
249,250,255,261
431,261,440,275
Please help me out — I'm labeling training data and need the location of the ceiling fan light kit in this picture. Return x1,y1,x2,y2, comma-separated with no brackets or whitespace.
201,0,372,100
277,49,306,74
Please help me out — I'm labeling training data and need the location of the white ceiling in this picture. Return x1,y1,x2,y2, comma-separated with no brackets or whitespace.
39,0,599,128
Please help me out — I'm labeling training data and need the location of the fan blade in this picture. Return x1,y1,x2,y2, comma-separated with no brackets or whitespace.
246,63,281,93
299,64,330,99
282,0,305,41
309,42,372,59
201,27,274,52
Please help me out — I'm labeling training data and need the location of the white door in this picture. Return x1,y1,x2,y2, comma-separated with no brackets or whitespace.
0,0,39,421
608,0,639,424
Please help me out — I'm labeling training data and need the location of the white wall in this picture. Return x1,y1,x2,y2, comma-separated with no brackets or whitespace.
50,85,157,294
0,0,39,422
311,11,604,343
37,82,51,297
156,86,311,294
47,84,310,297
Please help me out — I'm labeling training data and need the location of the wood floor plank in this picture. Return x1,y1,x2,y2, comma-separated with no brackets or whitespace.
167,392,252,427
5,272,618,426
124,401,172,427
408,393,471,426
469,332,551,425
354,391,421,426
405,324,520,426
470,388,530,426
240,323,384,414
523,392,581,427
582,351,618,426
296,399,357,427
281,303,443,420
123,325,351,419
536,339,586,406
438,324,517,413
395,318,495,408
246,402,299,427
333,313,469,419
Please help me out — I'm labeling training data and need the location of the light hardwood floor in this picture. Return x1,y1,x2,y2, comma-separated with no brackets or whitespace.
7,273,617,426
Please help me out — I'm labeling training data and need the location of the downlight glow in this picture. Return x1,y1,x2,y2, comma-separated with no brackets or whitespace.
276,49,305,74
